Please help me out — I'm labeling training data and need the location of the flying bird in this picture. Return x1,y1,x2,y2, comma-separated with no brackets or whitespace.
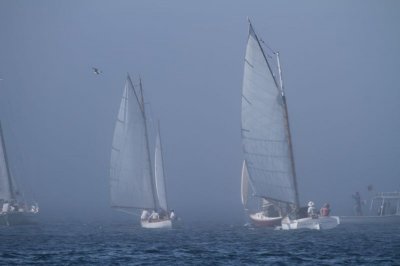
92,67,102,75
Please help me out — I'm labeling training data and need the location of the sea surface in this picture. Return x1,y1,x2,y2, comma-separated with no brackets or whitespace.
1,221,399,265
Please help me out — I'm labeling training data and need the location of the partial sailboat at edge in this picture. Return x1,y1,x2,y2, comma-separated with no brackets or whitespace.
0,121,39,226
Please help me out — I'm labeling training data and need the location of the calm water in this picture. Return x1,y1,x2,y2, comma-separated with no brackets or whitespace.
1,222,399,265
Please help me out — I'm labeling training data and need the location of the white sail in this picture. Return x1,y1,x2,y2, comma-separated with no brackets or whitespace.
241,22,297,205
0,122,13,201
241,160,249,207
110,78,156,210
154,130,168,212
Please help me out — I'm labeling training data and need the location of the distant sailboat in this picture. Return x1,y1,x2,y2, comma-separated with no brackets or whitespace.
110,75,175,229
241,20,339,230
0,121,39,226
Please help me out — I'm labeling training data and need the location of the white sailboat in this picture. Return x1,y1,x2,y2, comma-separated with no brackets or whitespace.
0,121,39,226
110,75,174,229
241,19,339,230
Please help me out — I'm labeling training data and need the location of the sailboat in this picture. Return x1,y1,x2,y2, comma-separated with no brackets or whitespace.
0,121,39,226
110,75,174,229
241,19,339,230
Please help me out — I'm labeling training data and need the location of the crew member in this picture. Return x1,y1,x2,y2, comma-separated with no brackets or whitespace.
320,203,330,216
307,201,316,217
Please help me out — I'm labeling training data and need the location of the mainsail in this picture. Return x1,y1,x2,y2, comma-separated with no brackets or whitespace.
110,76,157,210
241,21,299,206
154,126,168,212
0,121,14,201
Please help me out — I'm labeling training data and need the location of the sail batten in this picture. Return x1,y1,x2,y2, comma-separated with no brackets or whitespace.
241,21,298,205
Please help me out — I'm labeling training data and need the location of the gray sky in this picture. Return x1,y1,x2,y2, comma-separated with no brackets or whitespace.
0,0,399,222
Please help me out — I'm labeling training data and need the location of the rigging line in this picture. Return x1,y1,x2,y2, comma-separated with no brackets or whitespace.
259,38,279,70
259,38,276,55
146,102,156,135
127,74,147,116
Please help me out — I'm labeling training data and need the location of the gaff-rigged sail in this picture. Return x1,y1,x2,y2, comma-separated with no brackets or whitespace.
154,127,168,212
0,121,14,201
110,76,156,210
241,21,299,206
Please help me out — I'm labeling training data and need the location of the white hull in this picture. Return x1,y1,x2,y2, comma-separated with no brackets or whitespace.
340,214,400,224
141,218,172,229
0,211,38,226
281,216,340,230
249,212,282,227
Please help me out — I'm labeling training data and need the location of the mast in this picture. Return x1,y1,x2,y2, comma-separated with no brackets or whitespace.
137,77,159,210
0,121,15,200
276,52,300,208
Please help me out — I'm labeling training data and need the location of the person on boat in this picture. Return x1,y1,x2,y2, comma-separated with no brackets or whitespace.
352,192,363,216
149,210,159,221
320,203,330,217
378,201,389,216
1,201,9,213
141,210,150,220
169,210,175,220
307,201,317,218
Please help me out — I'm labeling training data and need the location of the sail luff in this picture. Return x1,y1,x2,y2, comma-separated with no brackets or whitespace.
138,78,159,210
276,52,300,208
0,121,14,200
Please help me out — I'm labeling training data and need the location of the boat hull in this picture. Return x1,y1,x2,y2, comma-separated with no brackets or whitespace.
0,212,38,226
340,215,400,224
281,216,340,230
249,212,282,227
141,218,172,229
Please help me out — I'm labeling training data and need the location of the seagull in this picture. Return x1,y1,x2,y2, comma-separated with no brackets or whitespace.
92,67,102,75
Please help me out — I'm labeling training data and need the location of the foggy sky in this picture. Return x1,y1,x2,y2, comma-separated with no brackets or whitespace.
0,0,399,223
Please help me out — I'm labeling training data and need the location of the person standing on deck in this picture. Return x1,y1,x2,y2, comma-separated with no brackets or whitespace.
170,210,175,220
141,210,150,220
307,201,317,217
352,192,363,216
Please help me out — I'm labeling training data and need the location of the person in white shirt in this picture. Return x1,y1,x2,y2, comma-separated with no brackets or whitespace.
170,210,175,220
307,201,316,217
141,210,150,220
